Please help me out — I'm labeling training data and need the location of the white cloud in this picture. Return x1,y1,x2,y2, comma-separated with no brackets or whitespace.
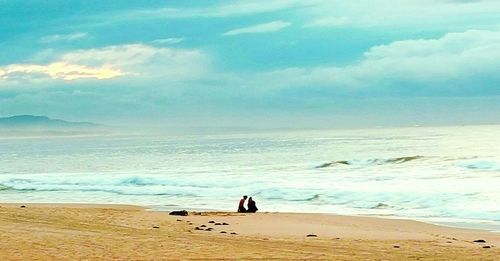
304,17,349,28
303,0,500,29
40,32,88,43
151,38,185,45
132,0,307,18
254,29,500,91
61,44,210,80
222,21,291,36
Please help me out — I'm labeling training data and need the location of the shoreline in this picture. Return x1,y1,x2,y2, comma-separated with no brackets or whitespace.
1,203,498,259
2,201,500,233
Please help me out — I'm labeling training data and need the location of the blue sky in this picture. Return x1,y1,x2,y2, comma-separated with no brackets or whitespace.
1,0,500,128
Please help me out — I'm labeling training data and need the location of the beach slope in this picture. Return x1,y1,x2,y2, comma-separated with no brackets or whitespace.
0,204,498,260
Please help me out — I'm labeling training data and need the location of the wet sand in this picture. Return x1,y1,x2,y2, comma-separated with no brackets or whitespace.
0,204,498,260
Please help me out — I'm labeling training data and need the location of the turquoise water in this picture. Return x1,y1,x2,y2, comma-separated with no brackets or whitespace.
1,125,499,229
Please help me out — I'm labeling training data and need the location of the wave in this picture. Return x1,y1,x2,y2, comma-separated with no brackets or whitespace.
0,184,12,191
315,155,425,168
0,182,201,197
0,175,240,197
459,160,500,171
253,188,321,202
371,203,392,209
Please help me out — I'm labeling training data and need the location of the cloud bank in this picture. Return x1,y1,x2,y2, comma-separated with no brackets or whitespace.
255,29,500,95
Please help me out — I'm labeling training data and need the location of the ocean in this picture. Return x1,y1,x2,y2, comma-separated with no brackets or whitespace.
1,125,499,230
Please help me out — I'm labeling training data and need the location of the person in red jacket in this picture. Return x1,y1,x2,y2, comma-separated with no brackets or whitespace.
238,195,248,213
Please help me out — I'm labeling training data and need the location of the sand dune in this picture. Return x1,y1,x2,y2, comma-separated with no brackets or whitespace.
0,204,498,260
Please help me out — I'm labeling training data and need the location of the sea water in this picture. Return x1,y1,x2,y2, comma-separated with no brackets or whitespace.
1,125,499,230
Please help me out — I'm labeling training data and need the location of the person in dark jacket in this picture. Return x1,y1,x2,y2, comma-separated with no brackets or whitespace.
247,197,258,213
238,195,248,213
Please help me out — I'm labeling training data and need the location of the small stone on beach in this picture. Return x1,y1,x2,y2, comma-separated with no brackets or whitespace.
393,245,400,248
200,225,206,228
20,205,26,208
473,240,486,243
195,227,202,230
152,226,160,229
215,223,222,225
222,222,229,225
220,231,227,234
230,232,237,235
306,234,317,237
208,221,215,223
483,246,491,249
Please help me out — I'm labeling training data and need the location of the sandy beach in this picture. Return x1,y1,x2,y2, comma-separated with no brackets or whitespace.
0,204,498,260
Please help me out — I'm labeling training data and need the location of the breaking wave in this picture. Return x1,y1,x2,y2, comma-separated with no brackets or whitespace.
315,156,425,168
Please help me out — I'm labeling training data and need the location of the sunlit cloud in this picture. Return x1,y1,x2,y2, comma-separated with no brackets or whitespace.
0,44,210,85
1,62,123,81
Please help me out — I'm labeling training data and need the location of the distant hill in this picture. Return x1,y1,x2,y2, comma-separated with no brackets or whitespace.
0,115,100,129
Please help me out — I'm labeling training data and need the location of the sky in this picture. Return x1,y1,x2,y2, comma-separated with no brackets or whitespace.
1,0,500,129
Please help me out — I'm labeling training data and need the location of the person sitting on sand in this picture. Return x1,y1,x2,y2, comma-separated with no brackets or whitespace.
238,195,247,213
247,197,258,213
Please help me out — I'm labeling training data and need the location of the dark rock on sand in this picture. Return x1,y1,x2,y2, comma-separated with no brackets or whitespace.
222,222,229,225
306,234,317,237
220,231,227,234
169,210,188,216
208,221,215,223
483,246,491,249
473,240,486,243
230,232,237,235
215,223,222,225
205,228,213,231
195,227,202,230
393,245,400,248
200,225,206,228
176,219,182,222
152,226,160,229
20,205,26,208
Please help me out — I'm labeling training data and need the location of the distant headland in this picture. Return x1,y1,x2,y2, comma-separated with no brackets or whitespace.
0,115,100,129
